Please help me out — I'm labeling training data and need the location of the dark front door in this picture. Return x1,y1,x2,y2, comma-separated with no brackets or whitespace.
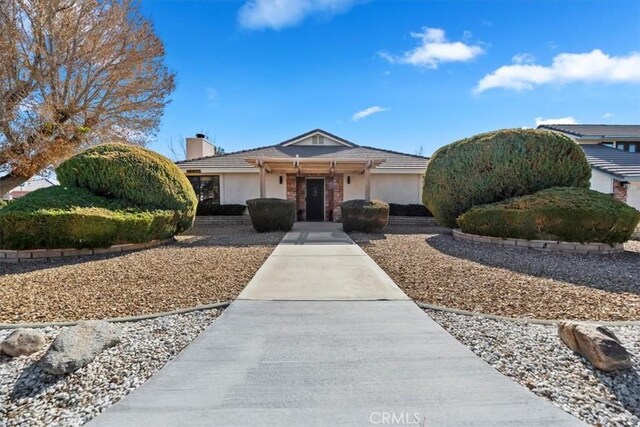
306,179,324,221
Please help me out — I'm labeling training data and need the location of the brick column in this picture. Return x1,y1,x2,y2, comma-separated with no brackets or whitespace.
286,174,296,201
296,176,306,220
613,179,628,203
333,174,344,221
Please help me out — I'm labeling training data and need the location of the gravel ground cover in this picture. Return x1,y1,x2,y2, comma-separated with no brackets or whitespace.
0,225,284,324
0,308,221,426
351,227,640,321
427,309,640,426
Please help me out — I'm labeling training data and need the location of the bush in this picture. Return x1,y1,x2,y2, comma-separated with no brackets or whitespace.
0,200,6,209
246,198,295,232
457,187,640,244
388,203,432,217
0,186,177,250
57,144,197,232
341,199,389,232
423,129,591,227
196,200,246,216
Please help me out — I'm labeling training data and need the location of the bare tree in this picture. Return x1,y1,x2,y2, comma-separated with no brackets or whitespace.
0,0,175,193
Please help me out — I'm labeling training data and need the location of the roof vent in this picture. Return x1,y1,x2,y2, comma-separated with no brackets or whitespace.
196,133,206,139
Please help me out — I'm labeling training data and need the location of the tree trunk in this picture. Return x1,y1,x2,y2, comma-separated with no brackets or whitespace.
0,173,30,196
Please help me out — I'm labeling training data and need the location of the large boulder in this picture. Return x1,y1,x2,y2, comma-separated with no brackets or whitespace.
57,144,197,232
341,199,389,232
457,187,640,244
558,322,632,371
423,128,591,228
1,329,46,357
40,320,122,375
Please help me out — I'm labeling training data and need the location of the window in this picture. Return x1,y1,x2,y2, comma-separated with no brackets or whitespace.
617,142,639,153
188,175,220,203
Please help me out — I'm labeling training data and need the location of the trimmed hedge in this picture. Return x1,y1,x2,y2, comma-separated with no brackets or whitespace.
423,129,591,227
457,187,640,244
389,203,432,217
57,144,197,232
0,186,177,250
196,200,246,216
246,198,295,232
341,199,389,232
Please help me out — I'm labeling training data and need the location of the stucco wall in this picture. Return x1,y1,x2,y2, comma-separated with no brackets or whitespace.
628,183,640,211
220,172,285,205
590,169,613,194
341,173,423,204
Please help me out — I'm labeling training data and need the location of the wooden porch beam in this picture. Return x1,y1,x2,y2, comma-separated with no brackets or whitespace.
364,160,372,200
258,160,267,197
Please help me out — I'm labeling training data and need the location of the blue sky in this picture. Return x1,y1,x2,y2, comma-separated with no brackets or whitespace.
141,0,640,158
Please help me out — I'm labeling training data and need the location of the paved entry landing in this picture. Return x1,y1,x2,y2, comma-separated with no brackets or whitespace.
238,222,407,300
91,223,583,427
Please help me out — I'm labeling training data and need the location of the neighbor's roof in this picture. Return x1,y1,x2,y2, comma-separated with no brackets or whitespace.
538,124,640,139
176,129,429,170
10,177,58,192
581,144,640,180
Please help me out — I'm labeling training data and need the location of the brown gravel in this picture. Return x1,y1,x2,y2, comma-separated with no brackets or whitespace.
0,225,284,324
351,227,640,321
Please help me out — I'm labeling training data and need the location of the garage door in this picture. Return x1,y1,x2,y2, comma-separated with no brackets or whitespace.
627,184,640,211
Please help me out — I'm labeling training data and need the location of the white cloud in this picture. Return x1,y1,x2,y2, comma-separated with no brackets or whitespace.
475,49,640,93
602,112,615,119
379,27,484,69
512,53,535,64
238,0,359,30
535,116,577,127
352,106,387,121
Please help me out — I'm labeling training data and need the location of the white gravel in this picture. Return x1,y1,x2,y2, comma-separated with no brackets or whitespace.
426,309,640,427
0,308,222,426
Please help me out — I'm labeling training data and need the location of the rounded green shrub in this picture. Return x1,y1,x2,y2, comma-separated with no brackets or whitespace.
423,129,591,227
457,187,640,244
388,203,432,217
57,144,197,232
341,199,389,232
246,198,295,232
0,186,177,249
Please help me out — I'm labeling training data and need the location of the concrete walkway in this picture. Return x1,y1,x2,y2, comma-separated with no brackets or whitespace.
238,222,407,300
91,223,583,427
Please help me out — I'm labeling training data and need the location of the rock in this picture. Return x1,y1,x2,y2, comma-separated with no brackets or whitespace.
40,321,122,375
0,329,46,357
558,322,632,372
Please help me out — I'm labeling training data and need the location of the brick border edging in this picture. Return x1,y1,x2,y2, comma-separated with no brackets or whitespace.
0,301,231,329
415,301,640,326
0,238,175,262
452,229,623,255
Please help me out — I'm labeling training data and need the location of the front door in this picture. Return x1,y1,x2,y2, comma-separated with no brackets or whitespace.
306,179,324,221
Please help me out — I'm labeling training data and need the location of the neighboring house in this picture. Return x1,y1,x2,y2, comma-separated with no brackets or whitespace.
2,177,58,200
537,124,640,211
176,129,428,221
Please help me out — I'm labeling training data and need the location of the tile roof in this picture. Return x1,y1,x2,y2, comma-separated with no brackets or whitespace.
581,144,640,180
176,129,429,170
538,124,640,138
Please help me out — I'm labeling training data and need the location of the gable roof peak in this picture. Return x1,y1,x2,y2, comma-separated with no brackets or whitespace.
279,129,358,147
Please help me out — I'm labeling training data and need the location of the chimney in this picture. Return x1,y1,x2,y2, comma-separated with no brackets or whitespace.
186,134,216,160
